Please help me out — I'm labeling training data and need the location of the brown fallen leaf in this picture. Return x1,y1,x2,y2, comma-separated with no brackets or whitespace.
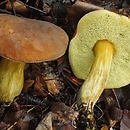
34,76,47,97
67,0,103,22
43,63,63,95
6,0,29,14
109,106,123,122
51,102,79,125
36,102,78,130
23,79,34,93
36,111,55,130
44,77,62,95
53,124,76,130
0,122,10,130
4,108,34,130
120,109,130,130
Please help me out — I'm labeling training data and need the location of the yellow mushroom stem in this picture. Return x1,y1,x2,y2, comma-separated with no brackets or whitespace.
77,40,114,112
0,58,25,103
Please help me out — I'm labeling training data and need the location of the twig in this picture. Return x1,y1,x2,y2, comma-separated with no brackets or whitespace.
17,0,46,14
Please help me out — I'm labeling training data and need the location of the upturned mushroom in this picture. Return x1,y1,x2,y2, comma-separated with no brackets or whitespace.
0,14,68,103
69,10,130,114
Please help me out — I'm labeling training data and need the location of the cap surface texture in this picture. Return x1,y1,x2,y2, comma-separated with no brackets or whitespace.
0,14,68,62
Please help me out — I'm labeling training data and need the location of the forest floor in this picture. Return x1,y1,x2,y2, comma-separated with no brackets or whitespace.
0,0,130,130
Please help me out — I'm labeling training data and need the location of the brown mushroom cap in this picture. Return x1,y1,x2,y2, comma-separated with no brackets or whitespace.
0,14,68,62
69,10,130,89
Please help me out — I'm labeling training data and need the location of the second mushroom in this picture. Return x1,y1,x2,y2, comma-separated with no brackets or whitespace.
0,14,68,103
69,10,130,118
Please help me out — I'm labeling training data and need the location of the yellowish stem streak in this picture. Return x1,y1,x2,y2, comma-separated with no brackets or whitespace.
0,58,25,103
77,40,114,111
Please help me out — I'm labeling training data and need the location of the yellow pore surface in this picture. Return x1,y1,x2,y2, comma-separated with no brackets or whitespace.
69,10,130,89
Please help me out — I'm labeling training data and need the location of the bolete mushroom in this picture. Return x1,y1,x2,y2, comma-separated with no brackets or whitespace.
69,10,130,113
0,14,68,103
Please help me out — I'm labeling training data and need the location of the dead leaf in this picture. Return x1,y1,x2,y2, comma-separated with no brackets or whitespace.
67,1,103,22
120,109,130,130
51,102,79,124
43,70,63,95
6,1,29,14
53,124,76,130
4,109,34,130
34,76,47,97
0,122,10,130
109,106,123,122
36,112,55,130
23,79,34,92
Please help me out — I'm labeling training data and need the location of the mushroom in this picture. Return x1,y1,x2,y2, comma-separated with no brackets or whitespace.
69,10,130,115
0,14,68,103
